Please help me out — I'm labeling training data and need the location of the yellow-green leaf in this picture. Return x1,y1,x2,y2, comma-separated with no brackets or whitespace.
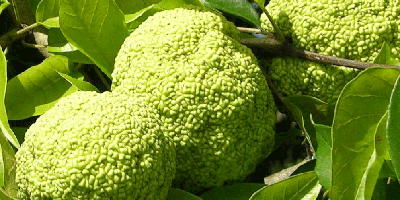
331,68,400,200
59,0,129,77
0,47,19,148
5,55,81,120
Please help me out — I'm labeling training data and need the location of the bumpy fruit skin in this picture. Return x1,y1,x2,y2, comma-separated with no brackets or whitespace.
15,91,176,200
260,0,400,104
112,6,276,190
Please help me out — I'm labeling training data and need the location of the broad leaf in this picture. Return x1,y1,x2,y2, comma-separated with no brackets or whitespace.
0,47,19,148
40,17,60,28
250,171,321,200
371,179,386,200
282,95,334,152
239,32,256,39
0,188,14,200
0,0,10,15
0,131,17,198
0,47,18,194
28,0,42,13
200,183,265,200
265,159,315,186
355,112,387,200
314,124,332,189
331,68,400,200
59,0,129,77
125,4,162,32
200,0,260,27
57,71,99,92
385,176,400,198
10,127,27,144
115,0,161,15
158,0,203,9
285,96,334,127
47,28,93,64
36,0,60,28
379,160,397,179
5,55,81,120
253,0,264,8
125,4,156,24
167,188,203,200
373,43,400,66
387,75,400,181
292,159,316,176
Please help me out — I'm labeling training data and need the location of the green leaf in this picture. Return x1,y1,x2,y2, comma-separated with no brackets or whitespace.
200,0,261,27
385,177,400,199
158,0,204,9
373,43,400,66
253,0,264,8
265,159,315,186
292,159,316,176
239,32,256,39
0,48,18,197
200,183,265,200
57,71,99,92
0,131,18,198
166,188,203,200
125,4,162,32
125,4,156,24
0,188,14,200
28,0,42,13
331,68,400,200
115,0,161,15
250,171,321,200
314,124,332,189
40,17,60,28
282,95,334,152
0,47,19,149
36,0,60,28
379,160,397,179
371,179,386,200
47,28,93,64
387,75,400,181
59,0,129,78
10,127,27,145
285,96,334,126
0,0,10,15
355,112,387,200
5,55,81,120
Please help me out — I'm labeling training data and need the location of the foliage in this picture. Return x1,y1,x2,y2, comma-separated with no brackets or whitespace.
1,0,400,199
0,0,9,15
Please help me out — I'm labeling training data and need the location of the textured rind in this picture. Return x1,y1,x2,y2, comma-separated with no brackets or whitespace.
260,0,400,103
112,6,276,190
112,5,240,88
269,57,358,103
15,91,176,200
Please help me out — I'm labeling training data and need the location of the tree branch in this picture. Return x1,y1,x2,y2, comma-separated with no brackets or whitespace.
0,23,40,48
0,28,26,48
237,27,262,34
239,32,400,70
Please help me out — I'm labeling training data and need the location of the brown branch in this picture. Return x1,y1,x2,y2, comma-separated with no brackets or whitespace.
0,28,25,48
0,23,39,48
236,27,262,34
240,36,400,70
